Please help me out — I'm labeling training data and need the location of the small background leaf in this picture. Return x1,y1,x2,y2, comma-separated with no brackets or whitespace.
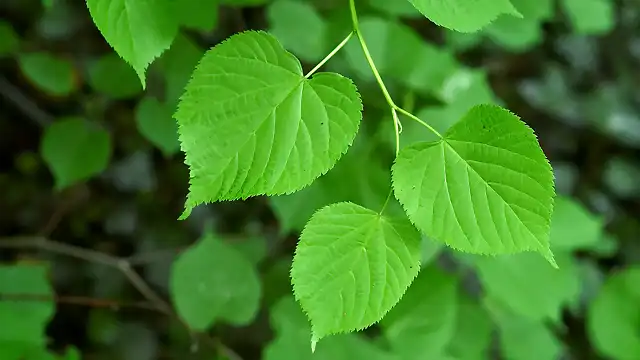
170,232,262,330
40,117,111,190
0,264,54,345
18,52,75,96
135,97,180,157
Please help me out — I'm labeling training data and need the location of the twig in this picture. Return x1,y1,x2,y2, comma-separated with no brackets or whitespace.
0,293,164,312
0,75,54,127
0,236,172,314
38,186,89,237
0,236,244,359
126,246,185,266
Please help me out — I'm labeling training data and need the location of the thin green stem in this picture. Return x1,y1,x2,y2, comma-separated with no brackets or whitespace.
394,106,443,139
379,188,394,215
305,32,354,79
391,108,401,156
349,0,395,108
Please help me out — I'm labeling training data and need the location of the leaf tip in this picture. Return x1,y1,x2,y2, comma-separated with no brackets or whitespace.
137,72,147,90
179,207,193,220
310,333,319,353
542,248,559,269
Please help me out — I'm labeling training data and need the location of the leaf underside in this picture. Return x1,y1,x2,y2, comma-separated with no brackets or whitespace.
406,0,520,32
175,31,363,218
392,104,556,265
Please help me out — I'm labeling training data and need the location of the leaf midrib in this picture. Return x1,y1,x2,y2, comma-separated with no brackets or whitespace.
442,140,547,251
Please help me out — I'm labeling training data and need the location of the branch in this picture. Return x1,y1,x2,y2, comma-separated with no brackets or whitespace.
0,293,164,312
0,76,54,127
0,236,242,360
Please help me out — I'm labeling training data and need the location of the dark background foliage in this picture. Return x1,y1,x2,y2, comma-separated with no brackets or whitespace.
1,0,639,359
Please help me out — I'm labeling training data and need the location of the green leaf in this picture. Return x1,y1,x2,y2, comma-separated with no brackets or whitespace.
381,266,459,359
159,33,204,107
0,264,54,345
485,297,564,360
369,0,421,17
135,97,180,157
603,156,640,199
475,252,580,322
176,31,362,218
220,0,268,5
227,236,267,265
85,0,178,86
445,294,492,360
18,53,75,96
178,0,218,32
392,104,556,264
87,53,142,99
267,0,328,62
405,0,520,32
562,0,614,35
484,15,542,51
40,118,111,190
0,21,20,57
170,232,261,330
265,296,398,360
549,196,603,252
291,202,421,344
588,266,640,360
510,0,554,20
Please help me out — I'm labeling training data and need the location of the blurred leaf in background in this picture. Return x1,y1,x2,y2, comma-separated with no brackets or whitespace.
40,118,111,190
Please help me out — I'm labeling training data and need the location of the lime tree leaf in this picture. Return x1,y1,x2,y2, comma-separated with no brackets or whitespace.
510,0,554,20
178,0,218,32
227,236,267,265
0,345,81,360
588,266,640,360
220,0,268,5
291,202,421,344
381,266,459,359
18,53,75,96
420,236,443,265
135,97,180,157
0,21,20,57
474,252,580,322
158,33,204,107
369,0,421,17
85,0,178,86
40,118,111,190
445,294,492,359
392,104,556,264
0,264,54,345
267,0,328,62
562,0,614,35
170,232,261,330
549,196,603,252
484,16,542,51
264,296,398,360
87,53,142,99
405,0,521,32
176,31,362,218
485,297,564,360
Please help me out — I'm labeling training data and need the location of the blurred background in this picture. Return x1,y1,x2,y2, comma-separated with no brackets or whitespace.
1,0,639,359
